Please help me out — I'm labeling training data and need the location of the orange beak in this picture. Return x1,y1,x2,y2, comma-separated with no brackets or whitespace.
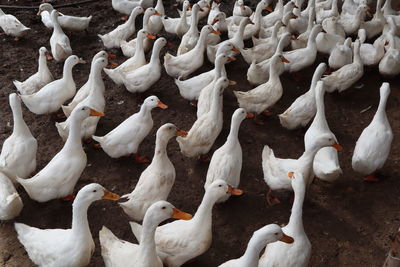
157,101,168,109
146,34,157,39
154,11,162,16
176,129,188,137
211,19,218,25
102,190,120,200
246,113,254,118
107,53,117,59
90,109,105,117
288,172,294,178
228,56,236,62
107,62,119,68
228,185,244,195
266,6,273,12
332,143,343,151
231,47,240,53
280,233,294,243
212,29,221,35
172,208,193,220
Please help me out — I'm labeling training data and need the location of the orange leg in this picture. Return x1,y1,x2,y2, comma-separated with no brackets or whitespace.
134,153,150,163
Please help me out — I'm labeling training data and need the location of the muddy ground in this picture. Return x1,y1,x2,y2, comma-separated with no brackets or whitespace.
0,0,400,266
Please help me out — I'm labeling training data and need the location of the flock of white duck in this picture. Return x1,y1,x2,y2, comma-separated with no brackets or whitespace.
0,0,398,265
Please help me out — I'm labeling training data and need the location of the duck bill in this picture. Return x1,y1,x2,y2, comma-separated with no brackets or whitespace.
288,172,294,179
102,190,120,200
108,53,117,59
107,62,119,68
154,11,162,16
231,47,240,53
280,233,294,243
228,185,244,196
332,143,343,151
246,113,255,118
157,101,168,109
211,19,218,25
172,208,193,220
147,34,157,39
90,109,105,117
176,129,188,137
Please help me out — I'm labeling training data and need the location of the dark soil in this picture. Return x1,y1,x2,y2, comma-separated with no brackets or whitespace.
0,0,400,266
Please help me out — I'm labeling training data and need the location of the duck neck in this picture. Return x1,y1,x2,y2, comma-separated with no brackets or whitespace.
71,198,91,237
240,237,265,267
64,116,84,152
192,192,216,227
288,179,306,233
139,214,159,261
150,43,162,64
11,101,30,136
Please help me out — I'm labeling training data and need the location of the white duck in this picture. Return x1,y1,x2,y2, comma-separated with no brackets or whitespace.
358,29,386,66
104,30,153,86
175,44,238,101
235,55,288,115
204,108,251,202
112,0,153,15
379,34,400,77
130,180,243,267
359,0,385,39
98,6,144,49
165,25,218,79
148,0,165,34
304,81,342,182
247,33,290,86
241,21,282,65
17,107,104,202
0,94,37,184
207,17,252,63
322,39,363,93
233,0,253,17
119,124,187,221
0,8,30,39
228,0,270,41
290,8,316,50
122,37,166,93
259,172,311,267
219,224,294,267
37,3,92,32
62,51,110,117
177,78,228,158
196,58,235,118
13,47,53,95
15,183,119,266
162,0,190,38
338,4,367,36
0,172,23,220
262,134,342,204
100,201,192,267
56,58,108,141
177,4,201,56
328,37,353,69
20,55,85,115
120,8,162,57
49,10,72,62
279,63,326,130
352,82,393,182
92,96,167,161
283,24,321,73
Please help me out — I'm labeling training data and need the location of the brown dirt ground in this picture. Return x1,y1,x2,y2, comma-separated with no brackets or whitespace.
0,0,400,266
